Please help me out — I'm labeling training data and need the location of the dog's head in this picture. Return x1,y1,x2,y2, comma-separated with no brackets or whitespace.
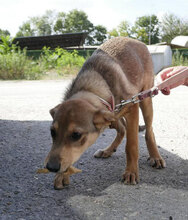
45,99,115,173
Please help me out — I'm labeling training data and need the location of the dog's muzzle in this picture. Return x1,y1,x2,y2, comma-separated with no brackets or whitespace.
46,159,60,173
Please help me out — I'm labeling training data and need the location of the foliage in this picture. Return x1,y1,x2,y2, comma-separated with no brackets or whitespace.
108,16,159,44
64,9,93,33
108,28,119,38
0,35,14,54
131,15,160,44
16,22,35,37
0,50,43,80
63,9,94,45
90,25,107,45
16,9,107,45
108,20,131,38
172,49,188,66
8,10,188,46
0,36,43,79
54,9,107,45
0,28,10,37
53,12,66,34
118,21,132,37
16,10,56,37
161,13,188,43
0,36,85,79
40,47,85,74
31,10,55,36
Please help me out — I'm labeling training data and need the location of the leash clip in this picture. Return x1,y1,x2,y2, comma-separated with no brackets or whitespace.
114,87,159,113
115,97,136,112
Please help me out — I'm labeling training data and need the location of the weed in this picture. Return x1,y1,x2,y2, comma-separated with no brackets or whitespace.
0,36,44,80
40,47,85,75
172,49,188,66
0,36,85,80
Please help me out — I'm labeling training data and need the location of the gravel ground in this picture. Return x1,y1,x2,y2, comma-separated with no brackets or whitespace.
0,80,188,220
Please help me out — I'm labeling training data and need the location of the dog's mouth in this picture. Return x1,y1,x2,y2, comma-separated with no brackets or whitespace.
63,167,69,173
59,164,71,174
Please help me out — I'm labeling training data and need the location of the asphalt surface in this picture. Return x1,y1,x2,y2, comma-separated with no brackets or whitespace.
0,80,188,220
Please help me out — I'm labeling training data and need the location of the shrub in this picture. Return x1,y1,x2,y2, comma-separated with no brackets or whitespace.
0,36,85,80
172,49,188,66
40,47,85,75
0,36,44,80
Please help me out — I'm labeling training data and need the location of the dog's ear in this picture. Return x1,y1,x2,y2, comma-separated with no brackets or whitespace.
93,110,116,130
49,104,61,119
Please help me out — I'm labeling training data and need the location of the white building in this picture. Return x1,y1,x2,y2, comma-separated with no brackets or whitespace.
147,36,188,74
171,36,188,48
147,45,172,74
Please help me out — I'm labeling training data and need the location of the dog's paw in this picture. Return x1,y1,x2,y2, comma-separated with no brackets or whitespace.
122,171,139,185
93,149,114,158
148,157,166,169
54,173,70,190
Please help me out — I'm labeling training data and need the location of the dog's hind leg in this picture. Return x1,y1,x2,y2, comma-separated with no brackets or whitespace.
140,98,166,168
94,119,125,158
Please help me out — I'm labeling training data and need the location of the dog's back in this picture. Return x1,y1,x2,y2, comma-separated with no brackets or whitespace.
65,37,154,102
100,37,154,89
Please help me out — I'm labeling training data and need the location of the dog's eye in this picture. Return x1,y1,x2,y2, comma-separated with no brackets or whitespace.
71,132,82,141
50,128,56,139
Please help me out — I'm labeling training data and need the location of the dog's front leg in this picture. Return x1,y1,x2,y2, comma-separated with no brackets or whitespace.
54,172,70,190
123,103,139,185
94,119,126,158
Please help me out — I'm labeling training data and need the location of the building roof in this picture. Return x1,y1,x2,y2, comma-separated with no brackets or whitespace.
12,32,88,50
147,45,171,54
171,36,188,48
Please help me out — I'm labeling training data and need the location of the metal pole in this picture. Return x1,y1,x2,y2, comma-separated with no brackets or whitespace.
149,15,151,45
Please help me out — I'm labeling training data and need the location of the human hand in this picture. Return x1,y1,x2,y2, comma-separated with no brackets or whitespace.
156,66,188,95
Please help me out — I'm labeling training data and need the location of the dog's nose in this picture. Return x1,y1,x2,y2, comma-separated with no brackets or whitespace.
46,161,60,173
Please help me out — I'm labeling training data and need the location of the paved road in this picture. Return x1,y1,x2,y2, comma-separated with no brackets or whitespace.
0,80,188,220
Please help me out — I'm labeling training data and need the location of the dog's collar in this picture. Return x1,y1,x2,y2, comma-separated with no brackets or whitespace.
98,96,115,112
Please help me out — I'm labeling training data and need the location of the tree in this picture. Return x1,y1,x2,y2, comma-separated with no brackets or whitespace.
161,13,188,43
108,28,119,38
64,9,93,34
54,9,107,45
53,12,66,34
16,21,35,37
64,9,94,45
108,20,131,38
15,9,106,45
31,17,52,36
16,10,55,37
31,10,55,36
132,15,160,44
53,9,96,45
90,25,107,45
118,21,131,37
0,28,10,37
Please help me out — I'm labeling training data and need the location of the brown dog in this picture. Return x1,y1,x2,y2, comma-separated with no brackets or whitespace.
45,37,166,187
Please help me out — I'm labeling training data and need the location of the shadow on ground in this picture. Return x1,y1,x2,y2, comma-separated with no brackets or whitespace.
0,120,187,219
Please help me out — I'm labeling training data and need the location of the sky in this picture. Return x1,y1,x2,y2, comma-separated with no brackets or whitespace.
0,0,188,36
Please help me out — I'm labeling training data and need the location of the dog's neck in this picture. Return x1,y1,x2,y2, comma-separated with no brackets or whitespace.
64,70,112,101
70,91,115,112
64,70,116,111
